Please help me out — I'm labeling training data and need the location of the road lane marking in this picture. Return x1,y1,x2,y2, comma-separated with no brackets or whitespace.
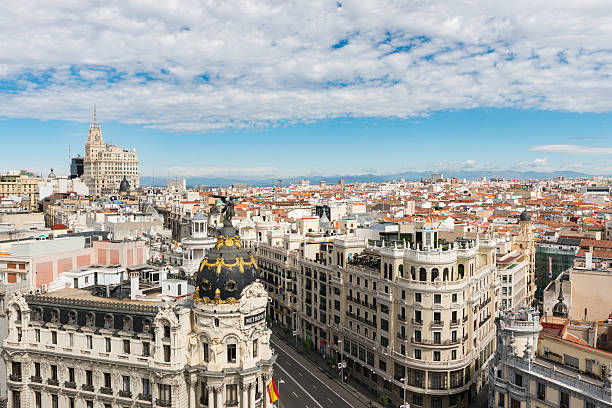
293,392,298,397
275,363,324,408
298,372,303,377
272,339,355,407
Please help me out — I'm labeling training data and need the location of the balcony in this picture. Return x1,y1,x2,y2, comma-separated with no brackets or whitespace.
30,376,42,383
431,320,444,328
47,378,60,386
412,318,423,326
100,387,113,395
8,374,21,382
119,390,132,398
411,337,460,346
138,394,152,401
450,319,461,326
397,314,407,322
479,315,491,328
156,399,172,407
396,332,408,342
64,381,77,389
82,384,95,392
227,400,239,407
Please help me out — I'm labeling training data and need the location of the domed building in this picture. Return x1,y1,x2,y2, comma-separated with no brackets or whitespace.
119,175,130,193
2,196,275,408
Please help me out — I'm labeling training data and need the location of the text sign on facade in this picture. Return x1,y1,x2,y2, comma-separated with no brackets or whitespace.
244,311,265,326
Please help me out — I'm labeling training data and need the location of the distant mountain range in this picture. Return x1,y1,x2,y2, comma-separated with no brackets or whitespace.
140,170,597,187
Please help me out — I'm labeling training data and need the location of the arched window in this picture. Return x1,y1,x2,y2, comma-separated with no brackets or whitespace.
399,264,404,278
411,266,416,280
383,263,388,279
458,264,465,279
443,268,449,281
389,265,393,281
431,268,439,282
419,267,427,282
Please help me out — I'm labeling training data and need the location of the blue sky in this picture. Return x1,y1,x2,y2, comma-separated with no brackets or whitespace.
1,1,612,178
1,108,611,178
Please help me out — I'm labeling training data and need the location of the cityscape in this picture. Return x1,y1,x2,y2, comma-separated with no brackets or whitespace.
1,2,612,408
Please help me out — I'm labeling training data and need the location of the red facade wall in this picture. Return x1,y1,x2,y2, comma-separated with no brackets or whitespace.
57,257,73,274
127,249,134,267
98,248,107,265
36,261,53,288
110,250,120,265
77,255,91,268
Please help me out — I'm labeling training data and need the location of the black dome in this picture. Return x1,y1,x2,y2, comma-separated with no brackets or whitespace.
119,176,130,192
519,210,531,222
552,284,569,318
194,221,258,304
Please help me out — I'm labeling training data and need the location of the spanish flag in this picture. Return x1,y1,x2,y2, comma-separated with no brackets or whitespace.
267,378,280,403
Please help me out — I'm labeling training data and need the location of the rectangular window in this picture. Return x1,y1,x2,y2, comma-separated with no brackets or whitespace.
414,330,422,342
105,337,111,353
143,342,150,357
104,373,111,388
434,294,441,304
35,329,40,342
142,378,151,396
434,351,440,361
414,349,421,360
86,335,93,349
164,345,171,362
158,384,172,403
415,293,422,303
51,365,58,380
122,376,130,392
510,399,520,408
413,394,423,406
452,293,457,303
51,395,58,408
123,339,130,354
227,384,238,405
12,391,20,408
68,367,75,382
560,392,569,407
253,340,258,358
433,332,441,344
86,370,93,386
69,398,75,408
35,392,41,408
537,382,545,400
34,362,40,377
452,349,457,360
514,373,522,387
69,333,74,347
164,325,170,338
227,344,237,363
51,331,57,344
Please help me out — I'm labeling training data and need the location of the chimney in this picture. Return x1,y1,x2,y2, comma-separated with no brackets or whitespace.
586,251,593,270
129,270,140,300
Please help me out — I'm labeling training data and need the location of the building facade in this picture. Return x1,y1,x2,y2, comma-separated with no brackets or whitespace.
2,205,275,408
83,110,139,197
490,307,612,408
258,220,500,407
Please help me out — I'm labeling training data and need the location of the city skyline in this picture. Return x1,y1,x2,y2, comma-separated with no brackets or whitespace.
1,1,612,178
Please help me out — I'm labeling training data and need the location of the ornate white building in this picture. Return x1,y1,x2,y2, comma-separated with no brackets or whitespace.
83,109,139,197
3,202,275,408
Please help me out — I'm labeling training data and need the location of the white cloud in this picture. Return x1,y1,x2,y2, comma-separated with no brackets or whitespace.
530,145,612,154
0,1,612,131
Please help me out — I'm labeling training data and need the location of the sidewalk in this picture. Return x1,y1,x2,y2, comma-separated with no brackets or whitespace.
271,325,383,408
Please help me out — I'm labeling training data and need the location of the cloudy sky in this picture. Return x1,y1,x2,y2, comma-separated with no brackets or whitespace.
1,0,612,178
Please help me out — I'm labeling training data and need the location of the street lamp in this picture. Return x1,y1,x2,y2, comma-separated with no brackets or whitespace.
399,377,409,408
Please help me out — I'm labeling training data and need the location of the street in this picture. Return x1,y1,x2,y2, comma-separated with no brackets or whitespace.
271,333,370,408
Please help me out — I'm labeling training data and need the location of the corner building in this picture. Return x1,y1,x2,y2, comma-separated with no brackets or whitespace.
257,221,499,408
3,214,275,407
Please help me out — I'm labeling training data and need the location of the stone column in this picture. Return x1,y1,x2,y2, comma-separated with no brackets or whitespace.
215,385,223,408
249,383,256,408
207,385,214,408
242,383,249,408
189,374,197,408
262,375,271,408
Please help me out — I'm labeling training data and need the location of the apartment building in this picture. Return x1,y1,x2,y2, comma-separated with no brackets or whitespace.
258,220,500,407
490,307,612,408
0,171,45,211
